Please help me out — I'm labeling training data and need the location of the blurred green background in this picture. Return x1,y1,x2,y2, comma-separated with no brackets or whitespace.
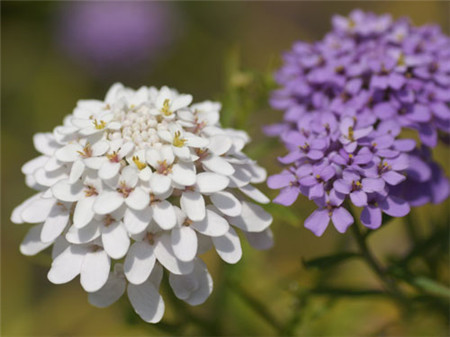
2,1,449,336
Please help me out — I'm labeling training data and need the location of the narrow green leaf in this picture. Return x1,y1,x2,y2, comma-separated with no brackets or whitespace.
302,252,360,269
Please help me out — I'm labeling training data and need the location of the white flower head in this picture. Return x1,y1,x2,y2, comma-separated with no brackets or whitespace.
11,83,273,324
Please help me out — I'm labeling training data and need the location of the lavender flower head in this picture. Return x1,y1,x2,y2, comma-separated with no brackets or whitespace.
57,1,177,75
266,10,450,236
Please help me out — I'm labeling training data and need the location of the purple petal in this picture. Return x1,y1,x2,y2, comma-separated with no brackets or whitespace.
382,171,406,185
307,150,324,160
373,135,394,149
430,163,450,204
393,139,416,152
295,164,313,177
299,175,317,187
331,207,354,233
320,166,336,181
405,156,431,182
309,183,325,199
362,178,385,193
376,149,399,158
350,190,368,207
431,102,450,120
370,75,388,89
360,205,382,229
374,102,396,119
304,209,330,237
419,124,437,148
278,151,303,164
379,196,410,217
388,72,405,90
409,104,431,122
267,173,295,189
333,179,351,194
344,141,358,153
388,154,409,170
273,186,300,206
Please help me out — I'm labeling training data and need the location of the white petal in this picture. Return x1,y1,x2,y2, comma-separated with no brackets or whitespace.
171,94,193,111
55,143,82,162
228,166,252,187
99,161,121,181
169,259,213,306
128,279,165,323
73,196,96,228
124,241,156,285
197,233,213,254
210,191,242,217
238,185,270,204
229,201,272,232
146,148,161,168
124,207,152,234
160,145,175,164
101,221,130,259
154,233,194,275
47,245,88,284
66,221,101,244
171,162,196,186
244,228,274,250
118,142,135,159
41,204,70,243
191,209,229,237
172,146,192,161
22,156,48,175
69,160,85,183
150,174,172,195
196,172,229,194
121,166,139,188
91,140,109,156
139,166,152,181
152,200,176,230
202,156,235,176
52,179,84,202
249,165,267,184
20,224,52,256
11,193,42,224
125,187,150,210
33,132,58,156
35,167,67,187
208,135,232,155
21,196,56,223
52,236,70,259
93,191,124,215
184,133,209,148
44,156,63,172
84,156,108,170
180,191,205,222
80,249,110,292
212,227,242,264
88,271,126,308
148,262,164,288
171,226,198,262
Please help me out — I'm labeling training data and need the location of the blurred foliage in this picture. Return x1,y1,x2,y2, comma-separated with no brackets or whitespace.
2,1,450,336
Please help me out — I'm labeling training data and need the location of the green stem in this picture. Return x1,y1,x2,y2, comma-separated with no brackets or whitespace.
350,222,406,302
227,280,284,334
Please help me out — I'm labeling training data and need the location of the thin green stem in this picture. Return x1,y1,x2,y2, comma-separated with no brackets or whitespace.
227,279,284,334
350,222,407,302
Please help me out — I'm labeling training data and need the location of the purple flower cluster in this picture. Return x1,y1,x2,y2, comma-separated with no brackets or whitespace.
266,10,450,236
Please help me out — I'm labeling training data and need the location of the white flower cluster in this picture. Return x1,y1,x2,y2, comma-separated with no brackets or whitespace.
11,84,273,323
